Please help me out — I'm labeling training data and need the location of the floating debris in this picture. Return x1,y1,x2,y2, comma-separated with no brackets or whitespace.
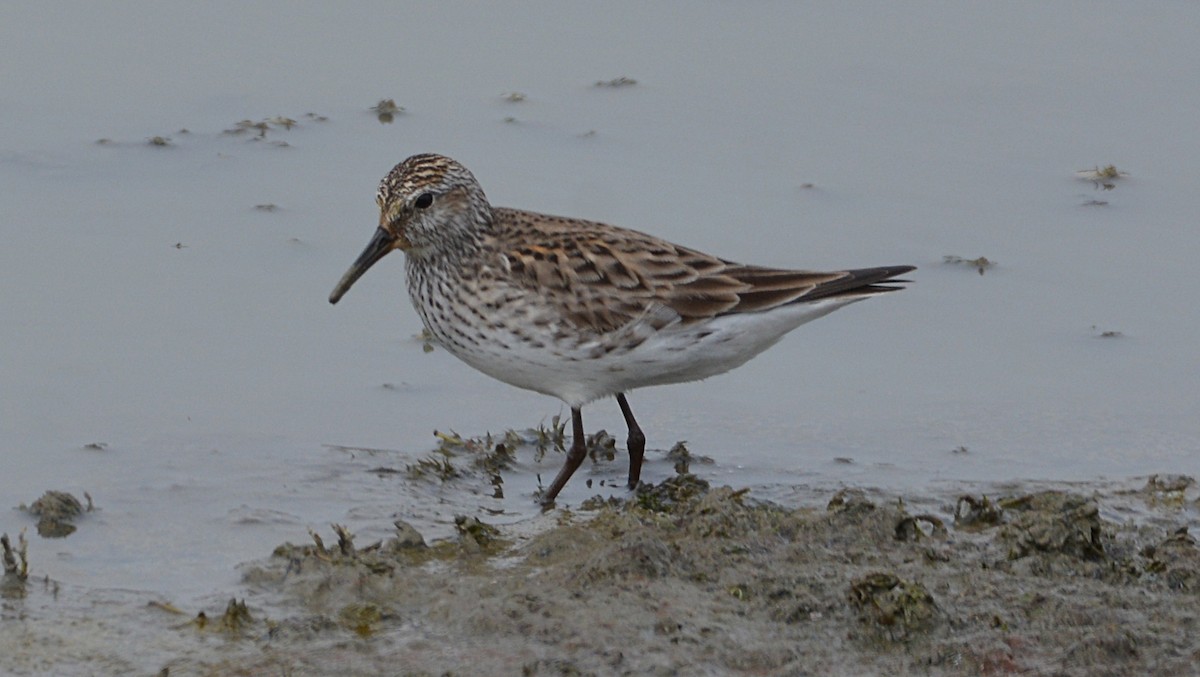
225,120,269,137
1090,325,1124,338
83,442,107,450
416,327,437,352
24,490,88,538
406,448,461,482
371,99,405,123
254,203,279,212
147,136,172,147
665,440,711,476
942,255,995,275
532,414,567,460
1076,164,1128,190
501,92,526,102
594,76,637,88
322,443,399,457
1,531,29,588
223,116,301,139
586,430,617,463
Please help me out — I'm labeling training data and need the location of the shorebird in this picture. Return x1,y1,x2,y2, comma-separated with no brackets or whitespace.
330,154,913,505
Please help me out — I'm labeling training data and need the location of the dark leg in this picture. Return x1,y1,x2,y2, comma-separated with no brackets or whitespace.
541,406,587,506
616,393,646,489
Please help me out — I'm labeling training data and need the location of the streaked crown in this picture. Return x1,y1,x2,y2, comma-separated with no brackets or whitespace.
377,153,493,255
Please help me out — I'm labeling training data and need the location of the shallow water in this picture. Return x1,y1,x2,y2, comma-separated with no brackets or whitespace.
3,2,1200,672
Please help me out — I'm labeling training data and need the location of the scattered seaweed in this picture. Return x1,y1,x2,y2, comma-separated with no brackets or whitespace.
633,472,714,513
1077,164,1128,190
1,531,29,597
531,414,568,461
99,114,313,149
23,490,90,538
996,491,1105,560
191,599,254,634
211,476,1200,675
1090,325,1125,338
371,99,404,123
1140,474,1193,509
594,76,637,88
586,430,617,463
849,572,939,641
406,447,461,482
665,440,712,475
894,513,948,542
222,116,300,141
416,327,437,352
954,494,1003,531
406,429,525,486
1142,527,1200,591
942,255,995,275
454,515,505,551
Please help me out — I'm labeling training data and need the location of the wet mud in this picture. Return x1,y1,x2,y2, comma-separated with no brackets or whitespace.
134,472,1200,676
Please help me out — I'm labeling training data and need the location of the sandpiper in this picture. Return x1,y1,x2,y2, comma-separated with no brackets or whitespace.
331,154,913,505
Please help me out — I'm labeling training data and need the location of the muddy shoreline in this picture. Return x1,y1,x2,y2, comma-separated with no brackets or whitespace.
4,452,1200,676
111,472,1200,676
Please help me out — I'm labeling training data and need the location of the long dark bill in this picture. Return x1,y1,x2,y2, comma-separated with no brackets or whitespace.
329,227,397,304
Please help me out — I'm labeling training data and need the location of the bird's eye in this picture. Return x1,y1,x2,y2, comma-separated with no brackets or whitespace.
414,193,434,209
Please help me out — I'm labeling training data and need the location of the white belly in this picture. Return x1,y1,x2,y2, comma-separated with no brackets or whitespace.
423,295,864,408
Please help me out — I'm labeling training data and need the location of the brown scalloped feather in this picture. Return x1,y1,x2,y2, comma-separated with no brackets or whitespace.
492,207,913,334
